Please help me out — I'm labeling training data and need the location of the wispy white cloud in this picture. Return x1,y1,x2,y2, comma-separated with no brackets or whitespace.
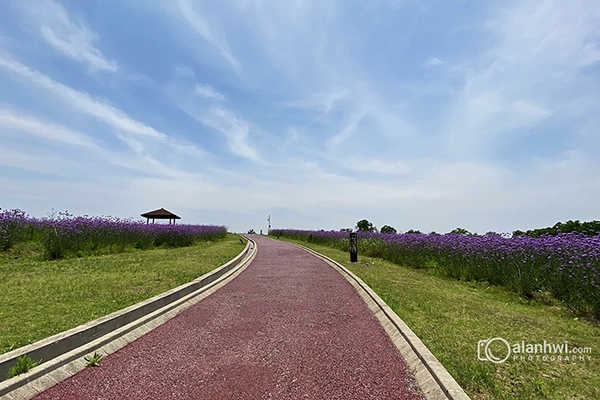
489,0,600,70
0,106,202,181
285,88,349,114
194,83,225,101
315,88,349,113
232,0,337,85
2,57,212,163
21,0,117,72
166,67,260,161
0,108,97,148
423,56,442,68
173,0,240,70
0,54,211,186
326,109,367,148
341,157,413,175
443,0,600,159
199,107,260,161
0,56,163,140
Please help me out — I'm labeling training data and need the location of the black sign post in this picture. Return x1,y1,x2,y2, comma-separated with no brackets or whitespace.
349,232,358,263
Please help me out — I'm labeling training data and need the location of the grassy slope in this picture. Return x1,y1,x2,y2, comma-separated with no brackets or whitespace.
284,239,599,400
0,234,246,354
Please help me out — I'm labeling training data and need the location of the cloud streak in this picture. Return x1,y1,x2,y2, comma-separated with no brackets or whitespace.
198,107,260,161
21,0,118,72
0,56,164,140
0,108,97,148
443,0,600,160
174,0,240,70
194,83,226,101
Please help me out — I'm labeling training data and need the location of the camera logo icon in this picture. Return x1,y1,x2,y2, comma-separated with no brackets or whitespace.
477,337,511,364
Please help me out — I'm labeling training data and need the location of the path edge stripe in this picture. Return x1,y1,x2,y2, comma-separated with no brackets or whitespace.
293,243,470,400
0,236,257,399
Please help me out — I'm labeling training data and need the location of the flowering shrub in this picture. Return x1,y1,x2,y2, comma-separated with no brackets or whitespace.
0,209,29,251
271,229,600,317
0,208,227,259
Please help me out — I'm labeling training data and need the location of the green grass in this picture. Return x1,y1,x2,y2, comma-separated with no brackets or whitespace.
283,239,600,400
0,234,246,355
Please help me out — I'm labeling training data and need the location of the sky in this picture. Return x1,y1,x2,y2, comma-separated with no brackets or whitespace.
1,0,599,234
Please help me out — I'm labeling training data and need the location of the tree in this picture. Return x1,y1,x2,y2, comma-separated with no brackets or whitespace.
516,219,600,237
449,227,471,235
356,219,376,232
380,225,397,234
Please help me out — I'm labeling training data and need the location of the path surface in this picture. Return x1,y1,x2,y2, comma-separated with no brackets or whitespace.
34,236,424,399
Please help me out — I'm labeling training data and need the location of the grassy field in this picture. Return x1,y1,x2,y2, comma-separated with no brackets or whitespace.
0,234,246,355
282,239,599,400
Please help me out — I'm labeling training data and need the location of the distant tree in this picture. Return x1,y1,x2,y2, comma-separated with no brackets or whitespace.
406,229,422,234
581,221,600,235
449,227,471,235
380,225,397,234
340,228,353,233
247,229,256,234
356,219,376,232
518,219,600,237
554,220,580,233
528,227,555,238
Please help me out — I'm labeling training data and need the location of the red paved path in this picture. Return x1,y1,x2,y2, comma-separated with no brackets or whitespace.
35,236,424,399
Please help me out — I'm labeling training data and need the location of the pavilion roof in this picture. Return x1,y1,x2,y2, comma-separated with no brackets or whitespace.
140,208,181,219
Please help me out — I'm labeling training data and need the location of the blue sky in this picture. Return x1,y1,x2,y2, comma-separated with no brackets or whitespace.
1,0,599,234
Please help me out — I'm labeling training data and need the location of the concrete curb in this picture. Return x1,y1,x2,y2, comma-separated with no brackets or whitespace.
0,237,257,399
294,243,470,400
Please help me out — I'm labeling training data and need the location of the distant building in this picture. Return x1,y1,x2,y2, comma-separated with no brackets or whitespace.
140,208,181,224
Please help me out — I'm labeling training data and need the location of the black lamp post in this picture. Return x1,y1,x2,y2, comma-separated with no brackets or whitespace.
349,232,358,262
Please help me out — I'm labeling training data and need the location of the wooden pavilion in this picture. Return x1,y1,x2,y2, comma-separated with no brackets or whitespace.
140,208,181,224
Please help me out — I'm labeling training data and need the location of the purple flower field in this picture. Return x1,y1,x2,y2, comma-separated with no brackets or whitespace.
0,208,227,259
271,229,600,318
